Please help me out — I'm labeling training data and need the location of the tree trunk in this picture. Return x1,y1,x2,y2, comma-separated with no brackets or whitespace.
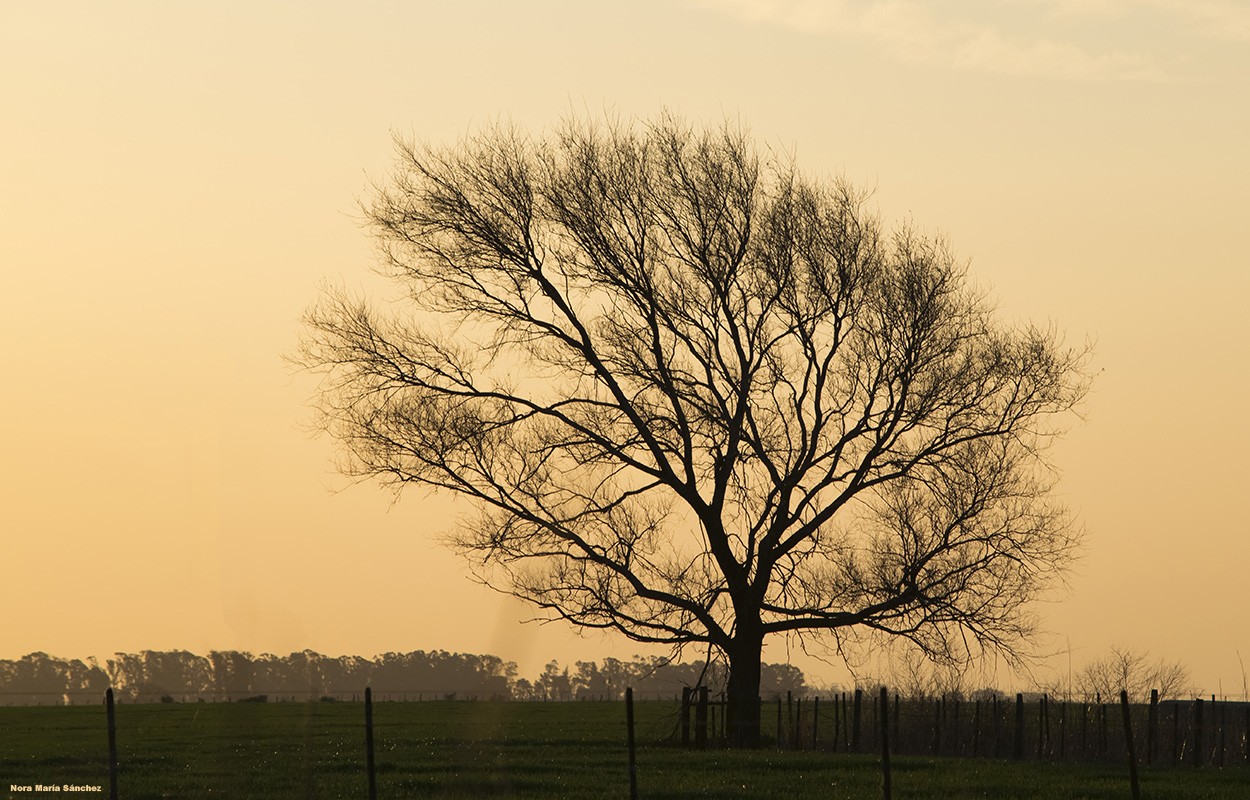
726,628,764,747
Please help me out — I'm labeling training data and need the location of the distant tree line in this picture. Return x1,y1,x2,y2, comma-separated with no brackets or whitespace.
514,657,805,701
0,650,807,705
3,647,1196,706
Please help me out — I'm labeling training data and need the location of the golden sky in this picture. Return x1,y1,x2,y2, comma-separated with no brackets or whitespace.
2,1,1247,693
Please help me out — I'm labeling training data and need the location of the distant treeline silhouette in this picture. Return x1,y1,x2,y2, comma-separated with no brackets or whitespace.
0,650,807,705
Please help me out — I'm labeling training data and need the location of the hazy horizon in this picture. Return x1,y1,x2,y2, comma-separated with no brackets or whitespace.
3,1,1247,697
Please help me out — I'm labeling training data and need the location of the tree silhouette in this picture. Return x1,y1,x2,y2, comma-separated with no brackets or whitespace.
0,653,107,705
298,112,1090,745
1075,645,1193,702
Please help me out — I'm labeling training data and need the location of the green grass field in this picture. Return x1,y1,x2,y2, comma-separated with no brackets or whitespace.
2,700,1246,799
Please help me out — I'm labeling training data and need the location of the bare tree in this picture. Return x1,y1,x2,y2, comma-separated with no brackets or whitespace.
885,647,974,701
1075,645,1194,702
297,112,1090,746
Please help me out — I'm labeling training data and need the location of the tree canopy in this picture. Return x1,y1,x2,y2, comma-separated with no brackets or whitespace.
298,112,1090,744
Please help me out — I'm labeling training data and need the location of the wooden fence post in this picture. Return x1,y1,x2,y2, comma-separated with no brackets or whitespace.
710,697,718,747
879,687,892,800
1042,694,1051,758
1081,702,1089,761
776,696,784,749
1217,700,1225,769
852,689,863,753
105,688,118,800
1058,700,1066,760
722,692,728,742
993,695,1002,758
1099,696,1108,759
1194,698,1204,768
365,686,377,800
893,693,900,755
1171,702,1179,767
696,687,709,749
626,687,638,800
832,693,841,752
680,687,691,747
845,692,852,751
953,698,961,757
1120,691,1141,800
1147,689,1158,766
1013,694,1025,760
932,697,942,756
1036,696,1044,759
794,697,802,750
1244,704,1249,764
786,691,793,750
812,696,820,748
972,699,981,757
871,692,880,754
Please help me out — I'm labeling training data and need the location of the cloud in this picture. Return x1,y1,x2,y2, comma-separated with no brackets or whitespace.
1039,0,1250,35
1146,0,1250,42
693,0,1172,81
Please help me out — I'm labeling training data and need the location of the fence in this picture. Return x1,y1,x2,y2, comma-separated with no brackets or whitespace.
674,686,1250,769
22,685,1249,800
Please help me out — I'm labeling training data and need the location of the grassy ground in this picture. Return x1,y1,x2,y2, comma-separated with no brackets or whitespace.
1,700,1246,799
